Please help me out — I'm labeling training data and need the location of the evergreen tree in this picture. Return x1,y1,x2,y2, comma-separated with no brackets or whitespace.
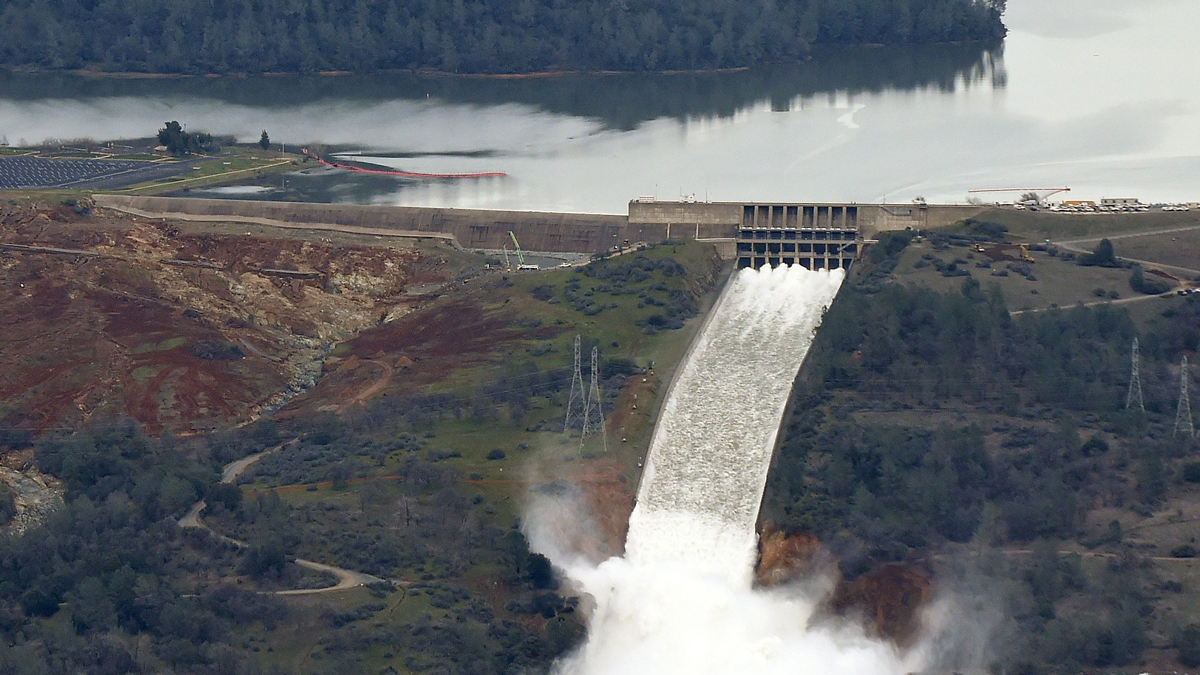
0,0,1006,74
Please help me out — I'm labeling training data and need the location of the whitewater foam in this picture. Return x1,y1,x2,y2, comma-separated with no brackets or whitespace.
527,265,934,675
626,264,844,586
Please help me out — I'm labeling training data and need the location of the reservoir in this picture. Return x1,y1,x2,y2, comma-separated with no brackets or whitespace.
1,0,1197,213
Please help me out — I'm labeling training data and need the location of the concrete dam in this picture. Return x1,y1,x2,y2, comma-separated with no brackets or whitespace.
94,195,986,267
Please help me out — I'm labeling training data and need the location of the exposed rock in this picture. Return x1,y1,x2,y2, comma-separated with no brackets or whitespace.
831,564,932,648
756,526,932,648
756,526,827,586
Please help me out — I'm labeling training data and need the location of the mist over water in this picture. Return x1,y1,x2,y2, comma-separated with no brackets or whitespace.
528,266,929,675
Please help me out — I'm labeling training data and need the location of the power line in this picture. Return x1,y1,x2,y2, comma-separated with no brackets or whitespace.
1127,337,1145,413
580,346,607,452
563,335,585,432
1176,355,1193,438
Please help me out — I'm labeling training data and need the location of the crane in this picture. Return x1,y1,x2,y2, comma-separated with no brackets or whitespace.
509,231,525,265
509,231,540,270
968,187,1071,203
501,245,511,269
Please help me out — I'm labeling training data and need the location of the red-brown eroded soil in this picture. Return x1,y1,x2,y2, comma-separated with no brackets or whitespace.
755,526,933,648
831,564,932,648
756,527,827,587
279,282,565,420
0,200,437,435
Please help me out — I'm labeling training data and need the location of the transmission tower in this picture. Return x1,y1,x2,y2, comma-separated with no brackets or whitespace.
563,335,585,431
581,347,608,452
1127,338,1145,413
1176,355,1194,438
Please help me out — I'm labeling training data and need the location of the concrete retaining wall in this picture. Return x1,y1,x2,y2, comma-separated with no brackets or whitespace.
627,200,985,238
93,196,986,257
857,204,987,236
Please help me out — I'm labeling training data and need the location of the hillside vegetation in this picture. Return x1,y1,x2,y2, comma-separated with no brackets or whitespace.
0,240,726,674
762,230,1200,672
0,0,1005,74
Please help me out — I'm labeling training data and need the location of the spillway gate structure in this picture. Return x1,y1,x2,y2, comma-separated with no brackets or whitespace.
735,203,861,271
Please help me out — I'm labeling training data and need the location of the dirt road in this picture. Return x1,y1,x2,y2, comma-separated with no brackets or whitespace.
96,198,459,246
178,442,385,594
1051,232,1200,279
1007,227,1199,316
338,359,394,413
1010,290,1178,316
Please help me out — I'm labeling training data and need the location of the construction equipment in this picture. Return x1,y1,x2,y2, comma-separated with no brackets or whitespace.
973,243,1034,263
509,231,526,266
501,245,511,269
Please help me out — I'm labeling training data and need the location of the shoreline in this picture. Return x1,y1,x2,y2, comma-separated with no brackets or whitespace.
0,39,1003,82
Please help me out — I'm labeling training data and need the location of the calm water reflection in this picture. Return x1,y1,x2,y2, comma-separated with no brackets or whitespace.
1,0,1197,212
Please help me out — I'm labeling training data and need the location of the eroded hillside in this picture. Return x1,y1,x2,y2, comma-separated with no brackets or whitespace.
0,199,463,435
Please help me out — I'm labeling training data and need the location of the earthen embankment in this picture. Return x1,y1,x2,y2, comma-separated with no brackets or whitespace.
95,195,633,254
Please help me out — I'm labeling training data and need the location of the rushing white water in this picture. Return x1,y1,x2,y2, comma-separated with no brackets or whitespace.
530,265,928,675
626,264,845,586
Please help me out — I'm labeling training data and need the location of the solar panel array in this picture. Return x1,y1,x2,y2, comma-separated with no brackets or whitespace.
0,157,160,189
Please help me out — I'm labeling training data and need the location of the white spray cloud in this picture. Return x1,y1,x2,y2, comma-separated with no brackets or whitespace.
524,491,926,675
521,267,928,675
522,266,1002,675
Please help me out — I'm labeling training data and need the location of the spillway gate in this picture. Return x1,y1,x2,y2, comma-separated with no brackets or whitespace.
735,204,861,271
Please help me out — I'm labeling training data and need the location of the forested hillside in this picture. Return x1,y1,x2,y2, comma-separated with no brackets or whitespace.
762,231,1200,671
0,0,1005,74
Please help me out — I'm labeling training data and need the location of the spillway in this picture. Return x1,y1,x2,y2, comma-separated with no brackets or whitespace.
625,264,845,586
544,264,920,675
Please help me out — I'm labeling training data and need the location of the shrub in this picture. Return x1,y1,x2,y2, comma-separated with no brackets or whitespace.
486,449,506,461
189,340,244,360
868,230,914,264
962,218,1008,241
1182,462,1200,483
1130,268,1170,295
1170,544,1197,558
601,358,639,379
1079,437,1109,457
1176,625,1200,667
1078,238,1119,267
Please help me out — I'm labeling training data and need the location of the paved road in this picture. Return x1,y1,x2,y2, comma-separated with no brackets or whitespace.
178,441,385,594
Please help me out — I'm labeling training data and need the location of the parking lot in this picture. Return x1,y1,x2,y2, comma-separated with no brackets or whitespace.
0,156,187,189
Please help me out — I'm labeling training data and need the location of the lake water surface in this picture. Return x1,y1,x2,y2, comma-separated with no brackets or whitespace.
1,0,1197,213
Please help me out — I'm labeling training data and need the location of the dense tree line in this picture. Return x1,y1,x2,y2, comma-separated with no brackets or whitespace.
0,0,1004,74
762,237,1200,671
1,42,1000,131
0,423,291,674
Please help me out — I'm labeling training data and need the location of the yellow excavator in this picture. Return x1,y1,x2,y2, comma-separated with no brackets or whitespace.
973,243,1034,263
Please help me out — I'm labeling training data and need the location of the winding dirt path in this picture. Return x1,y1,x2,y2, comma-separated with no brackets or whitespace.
1051,233,1200,279
178,441,385,594
1009,289,1181,316
337,359,393,413
1008,229,1198,316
